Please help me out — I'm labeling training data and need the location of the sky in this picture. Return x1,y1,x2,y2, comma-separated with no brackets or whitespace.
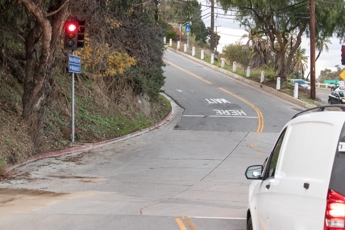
198,0,342,80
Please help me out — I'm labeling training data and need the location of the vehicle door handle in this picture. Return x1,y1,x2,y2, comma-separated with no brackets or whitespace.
266,184,270,189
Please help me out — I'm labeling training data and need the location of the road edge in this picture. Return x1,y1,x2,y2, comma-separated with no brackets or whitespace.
167,47,315,109
5,93,179,173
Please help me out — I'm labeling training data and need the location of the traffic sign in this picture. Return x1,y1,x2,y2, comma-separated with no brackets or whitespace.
186,23,191,33
68,54,81,73
340,69,345,81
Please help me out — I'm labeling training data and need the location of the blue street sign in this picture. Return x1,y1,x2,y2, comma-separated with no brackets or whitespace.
186,23,191,33
68,54,81,73
69,63,81,73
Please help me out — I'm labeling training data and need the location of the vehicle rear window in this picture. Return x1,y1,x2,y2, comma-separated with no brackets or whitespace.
329,122,345,195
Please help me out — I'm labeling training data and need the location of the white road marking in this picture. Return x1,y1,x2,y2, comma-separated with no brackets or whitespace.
183,115,205,117
209,115,257,118
190,216,246,220
206,98,231,104
214,109,247,116
182,115,258,119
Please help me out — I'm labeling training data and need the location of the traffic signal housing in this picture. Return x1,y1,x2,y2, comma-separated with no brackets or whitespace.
342,45,345,65
77,20,85,48
64,20,78,50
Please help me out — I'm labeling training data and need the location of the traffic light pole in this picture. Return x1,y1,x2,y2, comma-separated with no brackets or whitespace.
64,18,85,142
71,51,75,143
309,0,316,100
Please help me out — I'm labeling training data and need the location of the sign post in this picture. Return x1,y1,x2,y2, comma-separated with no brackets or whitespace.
68,54,81,142
185,23,191,49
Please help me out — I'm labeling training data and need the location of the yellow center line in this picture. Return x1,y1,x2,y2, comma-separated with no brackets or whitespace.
182,216,198,230
218,87,264,132
175,217,187,230
164,58,264,132
164,59,213,85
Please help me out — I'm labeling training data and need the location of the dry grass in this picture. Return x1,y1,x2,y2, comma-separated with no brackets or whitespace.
0,70,171,168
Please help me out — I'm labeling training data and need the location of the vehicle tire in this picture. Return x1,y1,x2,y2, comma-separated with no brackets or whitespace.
328,99,332,105
247,216,253,230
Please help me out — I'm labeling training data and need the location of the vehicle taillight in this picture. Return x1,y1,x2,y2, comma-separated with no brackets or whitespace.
325,189,345,230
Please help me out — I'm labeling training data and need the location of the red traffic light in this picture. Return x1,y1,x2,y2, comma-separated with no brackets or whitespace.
342,45,345,65
67,24,77,32
64,20,79,50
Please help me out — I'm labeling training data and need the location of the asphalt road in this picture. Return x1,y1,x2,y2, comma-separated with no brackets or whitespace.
0,50,306,230
163,49,304,133
317,87,330,104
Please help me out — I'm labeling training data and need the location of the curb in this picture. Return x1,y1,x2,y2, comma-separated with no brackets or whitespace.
167,47,315,109
6,93,175,173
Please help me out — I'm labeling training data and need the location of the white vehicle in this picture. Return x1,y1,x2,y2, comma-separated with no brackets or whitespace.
292,79,310,90
245,105,345,230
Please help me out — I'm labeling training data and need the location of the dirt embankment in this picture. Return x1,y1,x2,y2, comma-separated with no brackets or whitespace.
0,68,171,171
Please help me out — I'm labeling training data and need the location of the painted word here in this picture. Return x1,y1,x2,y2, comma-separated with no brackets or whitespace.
213,109,247,116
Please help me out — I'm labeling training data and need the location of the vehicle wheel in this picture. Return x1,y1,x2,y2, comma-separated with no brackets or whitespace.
247,216,253,230
328,99,332,105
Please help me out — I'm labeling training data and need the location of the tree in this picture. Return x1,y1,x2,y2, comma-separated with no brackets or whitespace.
208,27,220,51
292,47,308,79
193,17,208,44
315,36,331,62
216,0,345,82
0,0,70,147
0,0,167,149
242,30,273,68
166,0,209,45
305,36,331,80
222,41,250,67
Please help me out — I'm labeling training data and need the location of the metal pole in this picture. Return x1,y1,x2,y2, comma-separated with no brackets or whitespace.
310,0,316,99
210,0,215,51
71,51,75,142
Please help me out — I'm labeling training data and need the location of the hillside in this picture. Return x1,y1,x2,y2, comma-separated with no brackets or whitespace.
0,67,171,172
0,1,174,174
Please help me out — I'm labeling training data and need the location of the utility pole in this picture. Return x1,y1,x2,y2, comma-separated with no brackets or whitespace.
153,0,159,22
310,0,316,100
215,25,221,52
162,0,166,21
210,0,215,51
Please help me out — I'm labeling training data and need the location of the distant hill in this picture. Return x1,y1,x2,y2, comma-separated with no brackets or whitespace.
318,66,342,83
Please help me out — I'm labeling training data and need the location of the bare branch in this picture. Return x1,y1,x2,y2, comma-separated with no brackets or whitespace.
46,0,70,17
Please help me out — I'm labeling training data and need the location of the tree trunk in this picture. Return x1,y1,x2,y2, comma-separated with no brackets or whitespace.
20,0,70,148
276,52,287,81
153,0,159,22
273,26,306,83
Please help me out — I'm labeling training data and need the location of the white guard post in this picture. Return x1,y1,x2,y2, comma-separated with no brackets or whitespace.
221,58,225,68
260,71,265,83
294,83,299,98
246,66,250,77
276,77,281,90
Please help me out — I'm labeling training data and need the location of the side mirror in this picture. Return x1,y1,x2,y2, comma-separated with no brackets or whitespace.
245,165,263,180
